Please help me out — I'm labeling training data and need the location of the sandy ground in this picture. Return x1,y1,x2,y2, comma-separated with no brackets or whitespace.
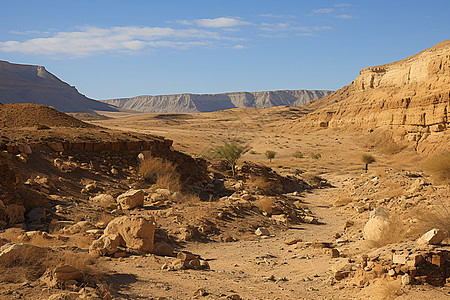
84,108,448,299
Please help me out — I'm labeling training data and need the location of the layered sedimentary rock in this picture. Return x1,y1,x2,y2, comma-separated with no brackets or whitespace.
300,40,450,154
0,60,120,113
104,89,333,113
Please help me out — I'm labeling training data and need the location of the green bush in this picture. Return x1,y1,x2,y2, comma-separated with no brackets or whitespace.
311,153,321,160
265,150,276,163
210,142,251,176
292,151,303,158
362,154,376,172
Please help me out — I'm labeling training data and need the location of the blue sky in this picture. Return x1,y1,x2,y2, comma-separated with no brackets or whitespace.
0,0,448,99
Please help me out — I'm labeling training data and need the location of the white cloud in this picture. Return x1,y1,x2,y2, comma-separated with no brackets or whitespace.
232,44,245,49
337,14,353,19
260,14,295,19
177,17,250,28
0,25,223,57
334,3,351,7
260,22,332,35
312,8,334,14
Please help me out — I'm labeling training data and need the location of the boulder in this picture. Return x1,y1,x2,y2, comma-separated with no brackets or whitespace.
41,265,83,288
104,216,155,253
18,144,32,154
117,189,144,210
0,243,47,263
363,207,390,242
89,234,123,256
153,241,174,256
91,194,116,209
26,207,46,223
62,221,95,234
417,228,447,245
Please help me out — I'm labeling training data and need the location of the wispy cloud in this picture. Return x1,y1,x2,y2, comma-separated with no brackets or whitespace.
312,8,335,14
337,14,353,19
177,17,250,28
260,14,296,19
0,15,337,58
259,22,331,37
0,25,223,57
334,3,351,7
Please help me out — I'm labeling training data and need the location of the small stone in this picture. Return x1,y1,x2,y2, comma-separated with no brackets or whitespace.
255,227,270,236
401,274,411,286
393,254,408,265
284,238,302,245
330,248,340,258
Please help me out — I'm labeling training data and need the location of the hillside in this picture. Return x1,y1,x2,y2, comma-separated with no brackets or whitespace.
0,60,120,113
103,89,333,113
291,40,450,154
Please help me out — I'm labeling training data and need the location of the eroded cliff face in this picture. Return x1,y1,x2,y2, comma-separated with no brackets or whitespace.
104,89,333,113
303,40,450,154
0,60,120,113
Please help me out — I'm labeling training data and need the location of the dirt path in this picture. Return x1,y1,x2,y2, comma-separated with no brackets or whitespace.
100,175,358,299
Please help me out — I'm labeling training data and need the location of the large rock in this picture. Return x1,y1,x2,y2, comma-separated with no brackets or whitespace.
363,207,390,242
0,243,47,263
89,233,123,256
117,189,144,210
417,228,447,245
104,216,155,253
91,194,116,209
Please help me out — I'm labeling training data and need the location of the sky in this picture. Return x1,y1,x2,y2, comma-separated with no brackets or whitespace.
0,0,448,100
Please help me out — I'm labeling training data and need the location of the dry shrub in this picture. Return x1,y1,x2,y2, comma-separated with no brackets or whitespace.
139,156,181,192
365,216,408,248
378,279,404,299
254,197,274,214
423,151,450,184
0,247,95,283
247,175,282,194
410,200,450,237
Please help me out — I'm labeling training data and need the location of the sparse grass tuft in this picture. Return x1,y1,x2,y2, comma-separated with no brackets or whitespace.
423,151,450,184
311,153,321,160
378,279,404,299
139,156,181,192
292,151,303,159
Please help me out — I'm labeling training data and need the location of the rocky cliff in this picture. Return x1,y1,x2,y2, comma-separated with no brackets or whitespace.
299,40,449,154
104,89,333,113
0,60,120,113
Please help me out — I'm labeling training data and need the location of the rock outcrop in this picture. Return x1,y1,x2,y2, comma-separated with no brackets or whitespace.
104,89,333,113
296,40,450,154
0,60,120,113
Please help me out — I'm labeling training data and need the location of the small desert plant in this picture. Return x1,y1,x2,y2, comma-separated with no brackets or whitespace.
210,142,251,176
254,196,274,215
139,156,181,192
378,279,404,299
265,150,276,163
362,154,376,172
311,153,321,160
292,151,303,158
423,151,450,184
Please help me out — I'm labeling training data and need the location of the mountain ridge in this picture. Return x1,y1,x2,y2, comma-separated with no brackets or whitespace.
103,89,333,113
0,60,120,113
